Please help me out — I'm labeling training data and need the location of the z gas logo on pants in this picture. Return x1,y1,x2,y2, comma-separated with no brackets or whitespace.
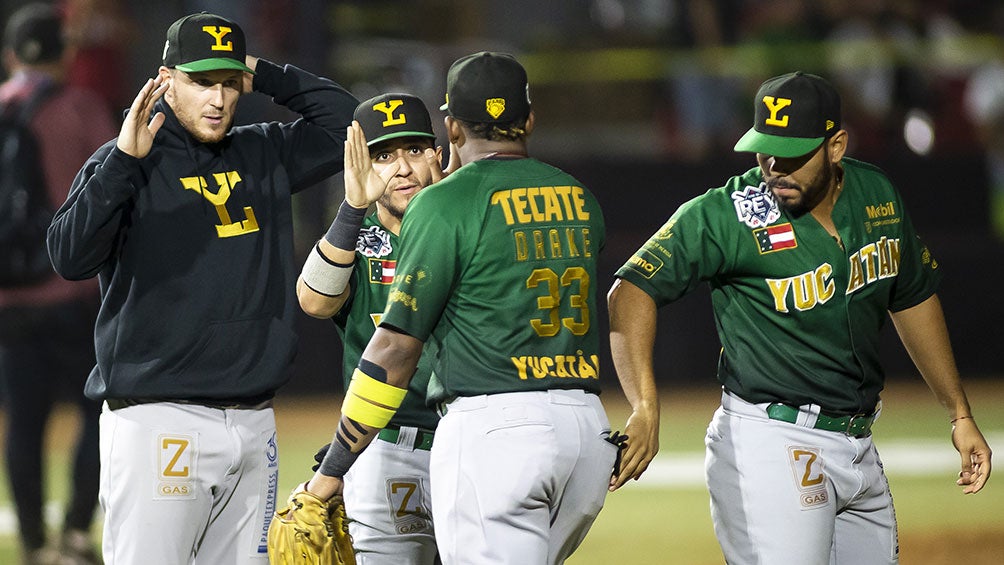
156,434,197,499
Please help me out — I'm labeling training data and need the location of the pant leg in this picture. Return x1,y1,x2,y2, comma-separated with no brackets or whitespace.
191,405,276,565
0,327,54,550
343,429,437,565
100,402,224,565
431,391,613,565
830,442,899,564
705,393,841,565
545,390,616,565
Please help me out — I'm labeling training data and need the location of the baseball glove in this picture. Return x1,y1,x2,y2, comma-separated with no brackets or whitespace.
267,483,356,565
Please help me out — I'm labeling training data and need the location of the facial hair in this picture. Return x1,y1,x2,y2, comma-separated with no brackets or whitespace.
767,149,835,218
167,82,229,144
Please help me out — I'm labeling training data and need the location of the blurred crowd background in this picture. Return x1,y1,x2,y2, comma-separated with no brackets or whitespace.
4,0,1002,390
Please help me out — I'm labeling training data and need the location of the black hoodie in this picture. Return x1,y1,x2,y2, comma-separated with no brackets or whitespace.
47,59,358,402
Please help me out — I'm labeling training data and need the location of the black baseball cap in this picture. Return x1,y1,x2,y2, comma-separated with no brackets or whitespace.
3,3,64,64
354,93,436,147
440,51,530,123
734,71,841,158
162,12,254,74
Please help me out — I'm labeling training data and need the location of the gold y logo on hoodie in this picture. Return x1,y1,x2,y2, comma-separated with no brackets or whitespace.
180,171,260,237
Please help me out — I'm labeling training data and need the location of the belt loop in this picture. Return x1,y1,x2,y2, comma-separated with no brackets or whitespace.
397,426,418,450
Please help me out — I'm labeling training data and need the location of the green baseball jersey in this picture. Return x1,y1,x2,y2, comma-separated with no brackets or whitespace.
616,158,940,415
334,214,438,430
380,157,606,402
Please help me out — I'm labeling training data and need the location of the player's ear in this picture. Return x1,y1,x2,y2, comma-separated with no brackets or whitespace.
828,130,848,163
523,111,535,136
445,116,464,147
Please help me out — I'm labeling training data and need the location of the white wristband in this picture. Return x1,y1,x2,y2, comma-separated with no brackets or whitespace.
300,242,353,297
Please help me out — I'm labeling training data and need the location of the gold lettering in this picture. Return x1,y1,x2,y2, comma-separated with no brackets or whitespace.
814,263,835,304
180,172,259,238
512,356,529,380
373,100,406,126
582,228,592,258
532,230,546,260
514,231,528,261
548,229,563,258
491,191,516,225
763,96,792,127
888,238,900,274
555,186,575,219
767,278,792,313
202,26,234,51
571,186,590,220
792,272,816,311
541,187,564,222
877,236,892,278
526,187,544,222
565,228,580,257
846,251,865,294
511,188,532,223
861,243,878,283
161,438,189,477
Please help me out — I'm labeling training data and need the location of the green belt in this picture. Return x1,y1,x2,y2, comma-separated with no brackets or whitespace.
378,425,434,451
766,403,875,437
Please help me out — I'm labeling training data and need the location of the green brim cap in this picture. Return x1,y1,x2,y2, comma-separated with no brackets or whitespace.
354,93,436,147
163,12,254,75
176,57,254,74
734,71,840,158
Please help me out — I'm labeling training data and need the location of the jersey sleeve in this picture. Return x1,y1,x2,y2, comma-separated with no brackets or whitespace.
887,203,942,312
615,190,732,306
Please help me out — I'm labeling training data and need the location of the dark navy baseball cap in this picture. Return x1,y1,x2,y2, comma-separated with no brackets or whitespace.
354,93,436,147
162,12,254,74
440,51,531,123
734,71,841,158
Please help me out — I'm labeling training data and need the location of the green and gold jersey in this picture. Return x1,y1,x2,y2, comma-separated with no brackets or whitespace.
334,214,438,430
617,158,940,415
381,157,606,402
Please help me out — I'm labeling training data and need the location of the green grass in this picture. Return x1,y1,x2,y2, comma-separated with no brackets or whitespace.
2,379,1002,563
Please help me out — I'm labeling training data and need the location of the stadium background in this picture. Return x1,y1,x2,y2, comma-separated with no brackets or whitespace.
1,0,1002,562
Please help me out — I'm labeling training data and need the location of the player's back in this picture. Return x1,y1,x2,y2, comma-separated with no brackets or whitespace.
386,157,606,401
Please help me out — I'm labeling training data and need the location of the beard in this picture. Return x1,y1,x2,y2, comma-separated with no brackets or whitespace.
767,151,835,217
378,191,407,220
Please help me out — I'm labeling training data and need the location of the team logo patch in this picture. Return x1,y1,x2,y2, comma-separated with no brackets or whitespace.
385,478,433,534
754,223,797,254
156,434,196,500
732,182,780,228
787,446,829,510
486,98,506,119
357,225,392,258
368,258,396,284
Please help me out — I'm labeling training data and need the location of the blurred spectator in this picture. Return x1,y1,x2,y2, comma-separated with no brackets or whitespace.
964,56,1004,239
0,3,116,564
63,0,133,113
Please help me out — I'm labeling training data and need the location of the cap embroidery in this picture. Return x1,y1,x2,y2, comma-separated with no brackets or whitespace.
763,96,792,127
373,100,407,127
201,26,234,51
486,98,506,119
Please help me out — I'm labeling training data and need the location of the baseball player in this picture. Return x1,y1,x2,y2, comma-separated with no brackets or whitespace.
297,93,452,564
299,51,618,564
607,71,992,564
46,12,358,564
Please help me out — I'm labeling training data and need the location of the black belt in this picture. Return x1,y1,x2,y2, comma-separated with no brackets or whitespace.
766,403,876,437
106,396,273,411
377,424,435,451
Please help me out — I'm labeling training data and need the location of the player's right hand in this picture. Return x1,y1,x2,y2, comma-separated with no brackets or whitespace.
951,417,992,494
609,404,660,491
116,75,168,159
343,120,399,209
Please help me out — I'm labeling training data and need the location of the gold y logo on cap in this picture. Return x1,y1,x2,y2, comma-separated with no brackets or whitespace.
373,100,407,127
486,98,506,119
763,96,792,127
201,26,234,52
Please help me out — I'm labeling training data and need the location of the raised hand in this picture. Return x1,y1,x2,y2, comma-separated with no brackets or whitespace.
343,120,399,209
429,140,461,184
116,75,169,159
